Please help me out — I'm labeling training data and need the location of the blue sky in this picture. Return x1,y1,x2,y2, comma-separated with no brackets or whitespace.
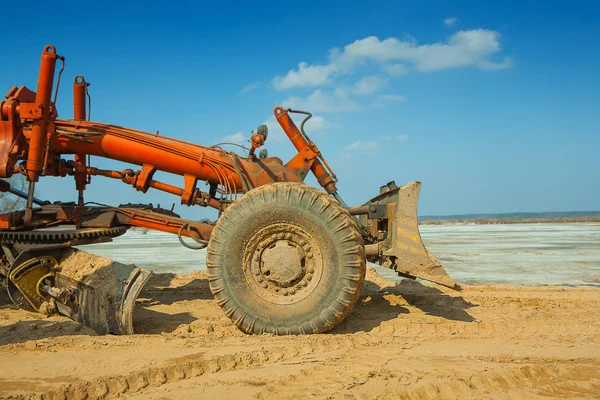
1,0,598,219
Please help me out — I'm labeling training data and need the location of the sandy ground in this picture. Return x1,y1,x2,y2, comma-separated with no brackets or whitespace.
1,267,599,400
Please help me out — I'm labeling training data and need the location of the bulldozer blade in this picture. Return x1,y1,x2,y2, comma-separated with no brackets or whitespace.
53,248,152,334
364,181,460,290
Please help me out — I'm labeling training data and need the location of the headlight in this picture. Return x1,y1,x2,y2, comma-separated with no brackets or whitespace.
256,124,268,140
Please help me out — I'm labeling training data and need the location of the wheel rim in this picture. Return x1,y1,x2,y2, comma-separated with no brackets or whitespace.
243,223,323,305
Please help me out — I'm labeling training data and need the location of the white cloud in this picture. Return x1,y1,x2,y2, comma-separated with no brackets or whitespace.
444,17,458,26
378,94,406,102
344,140,378,154
352,76,388,95
283,88,359,113
273,62,337,90
304,115,340,131
241,82,262,94
338,31,511,72
219,132,246,145
271,30,511,91
382,134,409,141
372,94,406,108
384,63,410,76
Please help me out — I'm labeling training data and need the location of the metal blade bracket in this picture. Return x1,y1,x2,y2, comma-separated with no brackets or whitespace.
363,181,461,290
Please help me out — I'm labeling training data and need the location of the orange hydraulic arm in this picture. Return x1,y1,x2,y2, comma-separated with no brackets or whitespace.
0,45,340,231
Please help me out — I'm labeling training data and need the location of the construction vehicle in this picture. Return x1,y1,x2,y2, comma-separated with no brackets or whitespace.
0,45,459,335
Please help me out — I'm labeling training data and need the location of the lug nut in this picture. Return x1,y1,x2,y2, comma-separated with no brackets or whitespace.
285,233,292,239
307,254,313,259
261,282,268,288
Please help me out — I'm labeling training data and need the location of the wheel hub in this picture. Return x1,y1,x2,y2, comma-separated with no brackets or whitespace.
244,223,322,305
261,241,304,285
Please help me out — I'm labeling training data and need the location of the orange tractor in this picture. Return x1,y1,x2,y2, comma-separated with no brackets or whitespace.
0,45,458,335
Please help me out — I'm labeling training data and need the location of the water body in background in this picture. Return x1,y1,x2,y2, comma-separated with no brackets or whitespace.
78,223,600,287
420,223,600,287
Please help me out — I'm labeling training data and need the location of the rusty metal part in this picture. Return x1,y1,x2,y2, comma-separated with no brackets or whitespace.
73,75,91,205
0,203,213,242
177,223,208,250
26,45,60,183
274,107,337,194
7,254,56,312
5,246,152,334
73,75,89,121
359,181,460,290
248,125,267,158
47,119,303,197
0,226,127,245
52,249,152,335
243,223,323,305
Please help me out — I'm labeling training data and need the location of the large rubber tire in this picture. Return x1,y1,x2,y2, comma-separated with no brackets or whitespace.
207,182,365,334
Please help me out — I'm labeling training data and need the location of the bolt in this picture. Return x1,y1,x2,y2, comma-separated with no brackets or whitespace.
306,273,313,281
261,282,268,288
285,233,292,239
283,289,289,296
299,240,306,246
301,280,308,287
289,288,296,295
307,266,314,274
253,268,260,276
307,254,313,259
257,276,263,283
271,234,278,241
303,246,311,252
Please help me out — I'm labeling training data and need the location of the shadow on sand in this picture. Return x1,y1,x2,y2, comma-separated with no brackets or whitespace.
0,319,95,346
137,273,214,306
332,279,477,334
1,273,477,340
132,273,211,334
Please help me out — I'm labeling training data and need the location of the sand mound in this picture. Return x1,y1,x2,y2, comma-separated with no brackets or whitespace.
1,267,599,399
